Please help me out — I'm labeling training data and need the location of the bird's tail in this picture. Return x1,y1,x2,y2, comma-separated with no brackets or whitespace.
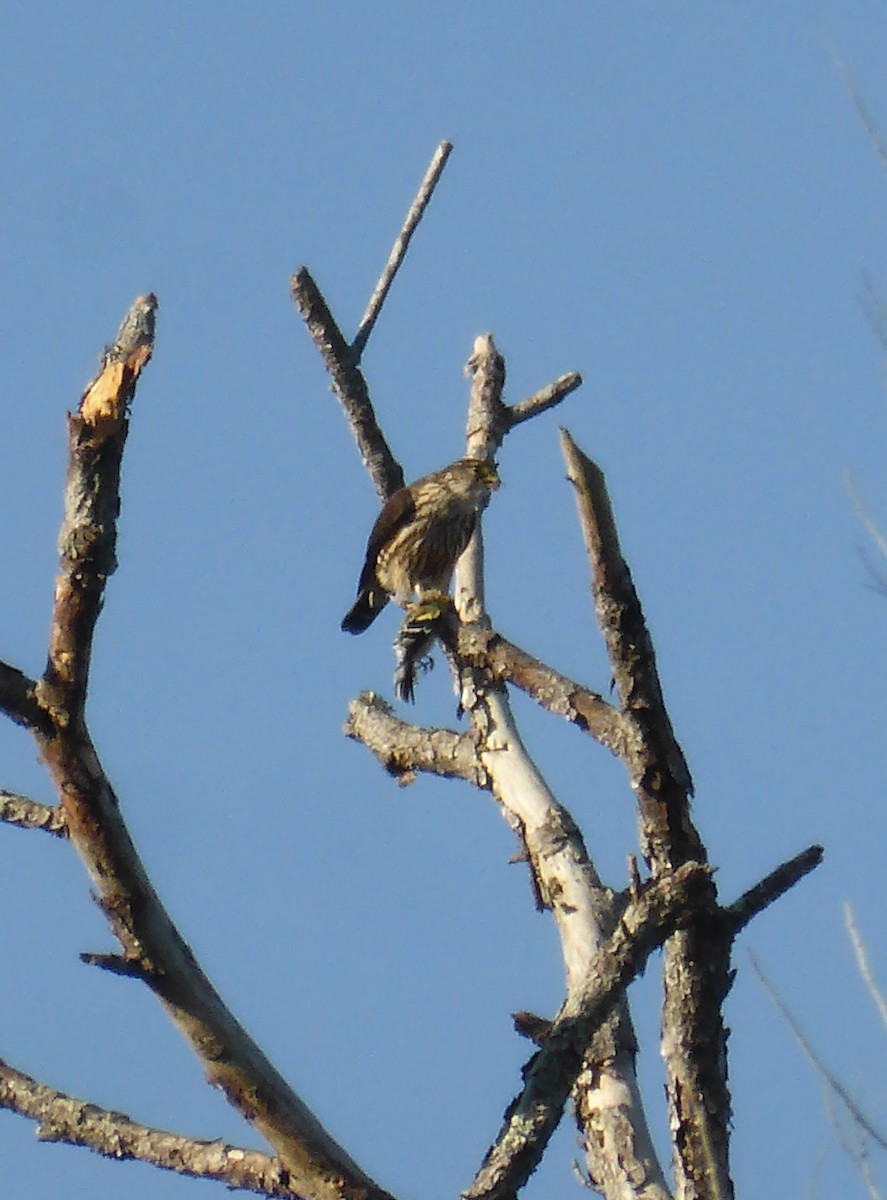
341,588,388,634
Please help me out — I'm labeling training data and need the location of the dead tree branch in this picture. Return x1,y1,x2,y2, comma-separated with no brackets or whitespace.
0,1057,297,1198
344,692,487,787
465,860,712,1200
0,296,392,1200
352,141,452,362
561,428,731,1200
751,953,887,1154
0,790,66,836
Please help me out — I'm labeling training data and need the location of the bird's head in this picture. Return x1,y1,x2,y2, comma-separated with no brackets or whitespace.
460,458,500,495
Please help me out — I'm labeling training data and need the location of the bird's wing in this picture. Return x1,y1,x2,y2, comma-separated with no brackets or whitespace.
356,485,417,591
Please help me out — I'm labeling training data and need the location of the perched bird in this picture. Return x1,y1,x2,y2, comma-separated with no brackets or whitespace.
342,457,500,634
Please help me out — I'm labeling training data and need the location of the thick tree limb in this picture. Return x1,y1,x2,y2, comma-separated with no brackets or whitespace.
0,1057,299,1197
561,428,733,1199
465,861,711,1200
457,339,668,1200
35,294,157,725
8,297,391,1200
0,789,66,836
344,692,487,787
352,141,453,362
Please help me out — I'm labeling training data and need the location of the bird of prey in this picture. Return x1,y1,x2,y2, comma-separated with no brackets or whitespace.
342,457,500,634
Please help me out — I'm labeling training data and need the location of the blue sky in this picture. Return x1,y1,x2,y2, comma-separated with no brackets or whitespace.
2,4,887,1198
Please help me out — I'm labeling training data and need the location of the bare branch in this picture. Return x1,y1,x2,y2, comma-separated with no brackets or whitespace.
560,427,696,863
844,902,887,1034
0,1057,300,1197
465,861,711,1200
291,267,403,501
35,294,157,724
0,789,66,836
10,296,393,1200
506,372,583,429
344,692,487,787
450,619,628,757
352,141,453,362
560,427,734,1200
725,845,824,934
836,55,887,172
750,953,887,1154
457,341,668,1200
0,660,49,732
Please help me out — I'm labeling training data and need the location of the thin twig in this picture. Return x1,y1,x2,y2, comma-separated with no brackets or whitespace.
844,902,887,1034
352,141,453,362
750,952,887,1153
835,54,887,172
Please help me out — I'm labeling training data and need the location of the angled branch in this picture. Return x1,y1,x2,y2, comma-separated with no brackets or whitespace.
506,372,583,429
0,1057,299,1197
750,954,887,1153
0,660,50,732
465,860,711,1200
449,619,628,756
560,428,734,1199
0,789,66,836
352,141,453,362
12,296,394,1200
725,845,824,935
291,268,403,501
344,692,487,787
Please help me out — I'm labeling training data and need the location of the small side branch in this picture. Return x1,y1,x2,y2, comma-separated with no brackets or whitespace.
750,955,887,1154
352,141,453,362
0,661,49,732
506,373,583,429
0,790,66,836
291,268,403,501
725,845,824,935
344,692,487,788
0,1057,299,1198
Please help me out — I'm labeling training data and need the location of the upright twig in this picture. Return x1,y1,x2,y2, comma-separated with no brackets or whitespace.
352,141,453,363
844,903,887,1033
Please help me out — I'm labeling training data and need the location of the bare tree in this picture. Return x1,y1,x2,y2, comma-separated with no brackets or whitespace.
0,143,822,1200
